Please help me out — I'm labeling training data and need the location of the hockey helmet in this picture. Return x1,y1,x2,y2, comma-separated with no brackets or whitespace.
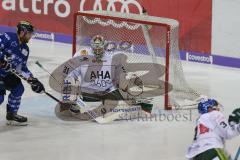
17,21,34,34
198,99,218,114
91,35,105,56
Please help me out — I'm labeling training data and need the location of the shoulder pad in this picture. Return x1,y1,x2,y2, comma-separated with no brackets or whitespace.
74,47,93,57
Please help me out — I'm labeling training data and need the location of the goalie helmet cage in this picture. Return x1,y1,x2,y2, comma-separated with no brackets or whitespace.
72,11,201,110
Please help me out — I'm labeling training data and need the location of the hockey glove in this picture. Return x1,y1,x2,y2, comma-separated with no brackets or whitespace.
0,59,11,71
228,108,240,125
28,77,45,93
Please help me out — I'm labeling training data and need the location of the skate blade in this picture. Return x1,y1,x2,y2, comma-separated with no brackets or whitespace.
6,120,28,126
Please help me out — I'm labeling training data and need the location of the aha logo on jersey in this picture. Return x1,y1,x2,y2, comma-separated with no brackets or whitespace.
90,70,112,88
90,71,111,80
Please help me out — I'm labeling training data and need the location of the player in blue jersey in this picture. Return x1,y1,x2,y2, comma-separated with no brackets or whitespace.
0,21,45,125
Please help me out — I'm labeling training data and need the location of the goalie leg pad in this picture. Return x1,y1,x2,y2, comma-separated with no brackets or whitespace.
100,100,151,120
55,99,152,122
137,103,153,113
55,101,103,121
103,89,124,100
82,89,124,102
54,103,85,121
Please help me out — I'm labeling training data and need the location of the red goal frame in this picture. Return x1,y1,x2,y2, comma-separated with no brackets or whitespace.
72,11,172,110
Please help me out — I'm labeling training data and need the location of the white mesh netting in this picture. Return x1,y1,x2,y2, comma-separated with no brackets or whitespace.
73,11,202,110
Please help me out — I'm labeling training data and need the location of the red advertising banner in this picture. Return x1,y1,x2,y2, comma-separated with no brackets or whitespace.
0,0,212,54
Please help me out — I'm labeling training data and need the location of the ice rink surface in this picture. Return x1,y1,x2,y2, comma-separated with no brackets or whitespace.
0,39,239,160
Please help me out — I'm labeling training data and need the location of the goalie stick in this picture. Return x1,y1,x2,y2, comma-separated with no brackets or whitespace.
35,61,122,124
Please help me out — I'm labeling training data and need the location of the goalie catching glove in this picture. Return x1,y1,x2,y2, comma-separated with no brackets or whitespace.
27,77,45,93
120,74,144,97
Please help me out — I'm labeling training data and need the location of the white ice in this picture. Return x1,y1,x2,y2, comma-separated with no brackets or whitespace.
0,39,239,160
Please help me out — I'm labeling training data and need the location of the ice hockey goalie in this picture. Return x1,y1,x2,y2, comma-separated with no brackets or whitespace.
55,35,153,121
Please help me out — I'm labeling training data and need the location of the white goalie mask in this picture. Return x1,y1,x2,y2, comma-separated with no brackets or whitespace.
91,35,105,61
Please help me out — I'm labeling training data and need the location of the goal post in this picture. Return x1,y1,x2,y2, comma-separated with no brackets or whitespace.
72,11,201,110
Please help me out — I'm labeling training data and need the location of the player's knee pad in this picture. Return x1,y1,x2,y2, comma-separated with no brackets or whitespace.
11,83,24,97
0,95,4,104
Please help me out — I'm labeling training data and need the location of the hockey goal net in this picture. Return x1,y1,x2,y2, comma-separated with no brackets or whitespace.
72,11,202,110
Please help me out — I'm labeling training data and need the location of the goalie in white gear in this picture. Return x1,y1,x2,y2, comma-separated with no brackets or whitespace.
61,35,153,119
186,99,240,160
